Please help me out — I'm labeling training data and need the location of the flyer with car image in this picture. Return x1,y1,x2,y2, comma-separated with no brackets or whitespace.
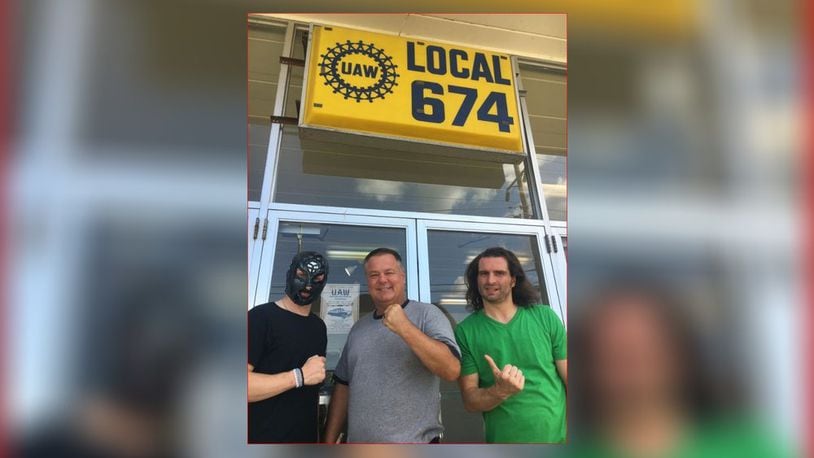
321,284,359,334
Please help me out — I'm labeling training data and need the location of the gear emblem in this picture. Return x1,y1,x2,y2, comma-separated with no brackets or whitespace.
319,40,399,103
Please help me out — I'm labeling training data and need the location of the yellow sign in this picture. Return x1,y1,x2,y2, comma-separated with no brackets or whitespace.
301,25,523,155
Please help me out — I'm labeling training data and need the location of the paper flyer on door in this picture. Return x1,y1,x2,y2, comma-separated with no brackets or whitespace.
321,284,359,334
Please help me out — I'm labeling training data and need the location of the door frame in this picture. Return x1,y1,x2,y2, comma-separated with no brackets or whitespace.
253,210,419,307
248,204,261,307
416,219,565,324
550,225,567,327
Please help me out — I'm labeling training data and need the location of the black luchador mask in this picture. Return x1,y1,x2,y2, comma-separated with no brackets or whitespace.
285,251,329,306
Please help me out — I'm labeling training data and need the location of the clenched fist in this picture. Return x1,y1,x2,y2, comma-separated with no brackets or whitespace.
301,355,326,385
382,303,413,336
484,354,525,399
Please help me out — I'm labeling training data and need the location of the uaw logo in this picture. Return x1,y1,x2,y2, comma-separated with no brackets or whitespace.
319,40,399,103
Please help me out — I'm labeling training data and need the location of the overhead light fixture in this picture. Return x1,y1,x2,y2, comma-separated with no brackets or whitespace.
278,223,323,236
326,250,370,260
438,298,468,306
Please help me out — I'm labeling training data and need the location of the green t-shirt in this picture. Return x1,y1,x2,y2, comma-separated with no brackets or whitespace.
454,305,567,443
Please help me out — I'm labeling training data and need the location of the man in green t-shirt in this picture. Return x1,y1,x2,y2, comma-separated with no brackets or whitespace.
454,247,567,443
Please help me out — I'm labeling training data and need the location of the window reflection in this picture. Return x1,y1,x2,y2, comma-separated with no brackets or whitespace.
426,230,548,324
273,126,535,218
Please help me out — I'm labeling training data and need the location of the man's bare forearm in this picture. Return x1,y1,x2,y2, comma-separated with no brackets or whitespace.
460,385,508,413
248,368,296,402
556,359,567,388
323,383,349,443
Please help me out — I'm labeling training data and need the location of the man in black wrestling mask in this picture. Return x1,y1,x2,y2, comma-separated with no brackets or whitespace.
248,251,329,443
285,251,329,305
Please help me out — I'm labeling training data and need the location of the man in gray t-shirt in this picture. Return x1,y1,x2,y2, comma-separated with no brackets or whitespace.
323,248,461,443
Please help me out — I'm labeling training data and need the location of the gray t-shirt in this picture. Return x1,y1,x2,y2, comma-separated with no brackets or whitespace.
333,300,460,443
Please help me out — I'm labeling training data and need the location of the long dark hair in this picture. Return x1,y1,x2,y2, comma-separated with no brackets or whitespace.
465,247,540,311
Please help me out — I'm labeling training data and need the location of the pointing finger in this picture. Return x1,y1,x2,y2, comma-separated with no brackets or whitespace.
484,355,501,375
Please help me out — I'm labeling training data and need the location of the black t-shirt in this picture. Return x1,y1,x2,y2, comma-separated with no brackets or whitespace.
248,302,327,443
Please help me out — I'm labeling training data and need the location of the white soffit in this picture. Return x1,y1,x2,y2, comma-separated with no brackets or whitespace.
258,13,567,64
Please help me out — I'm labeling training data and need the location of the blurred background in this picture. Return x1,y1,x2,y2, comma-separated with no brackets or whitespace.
8,1,805,458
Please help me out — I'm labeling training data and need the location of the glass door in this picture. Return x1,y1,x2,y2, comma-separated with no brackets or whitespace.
255,210,417,371
417,220,562,322
416,219,562,443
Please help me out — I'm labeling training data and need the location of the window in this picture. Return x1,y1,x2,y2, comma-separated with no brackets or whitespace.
520,62,567,221
248,20,286,201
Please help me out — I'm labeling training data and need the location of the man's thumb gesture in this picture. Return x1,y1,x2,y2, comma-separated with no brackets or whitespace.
484,354,501,377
